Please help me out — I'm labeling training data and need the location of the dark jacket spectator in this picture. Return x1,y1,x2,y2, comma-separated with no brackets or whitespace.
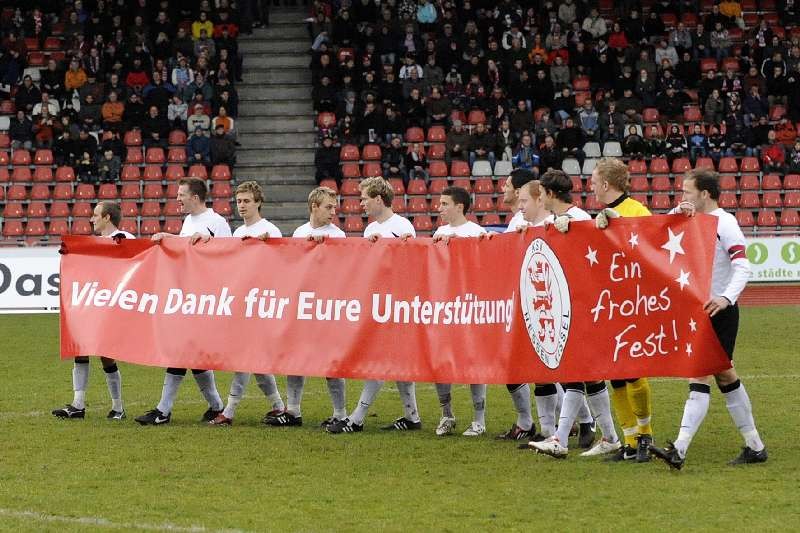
210,126,237,166
314,135,341,184
187,128,211,164
9,111,34,151
96,150,122,182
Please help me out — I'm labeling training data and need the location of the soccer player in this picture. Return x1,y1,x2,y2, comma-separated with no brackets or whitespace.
589,157,655,462
431,186,489,437
264,186,348,429
208,181,286,426
135,178,231,425
649,169,767,469
52,201,134,420
528,170,622,458
327,177,422,433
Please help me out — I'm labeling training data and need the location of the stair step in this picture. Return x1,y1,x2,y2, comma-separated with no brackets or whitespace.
237,147,314,165
242,69,311,84
263,183,315,202
238,40,309,53
244,54,309,68
234,166,315,181
238,134,315,149
237,115,314,133
238,100,313,115
273,219,311,234
260,202,311,219
268,11,311,24
238,85,309,100
248,24,308,39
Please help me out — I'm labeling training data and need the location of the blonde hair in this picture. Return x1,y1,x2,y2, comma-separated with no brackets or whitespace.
522,180,543,199
307,186,337,213
359,176,394,207
595,157,631,193
235,180,264,204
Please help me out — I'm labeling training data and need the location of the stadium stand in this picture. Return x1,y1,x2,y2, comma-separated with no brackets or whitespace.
305,0,800,235
0,1,241,244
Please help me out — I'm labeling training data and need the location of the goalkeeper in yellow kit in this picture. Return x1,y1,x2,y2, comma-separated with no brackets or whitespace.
589,157,655,462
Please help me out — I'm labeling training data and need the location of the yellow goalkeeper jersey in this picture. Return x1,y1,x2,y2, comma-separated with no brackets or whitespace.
607,194,651,217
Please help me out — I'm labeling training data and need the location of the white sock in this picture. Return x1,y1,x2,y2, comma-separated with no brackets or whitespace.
326,378,347,419
586,383,618,443
555,389,583,445
103,365,123,412
157,372,184,415
72,361,89,409
534,389,558,437
255,373,285,411
349,380,384,425
674,383,711,457
722,381,765,452
470,384,487,426
286,375,305,416
577,396,593,424
396,381,420,422
436,383,453,418
223,372,250,419
194,370,223,411
555,383,565,417
510,384,533,430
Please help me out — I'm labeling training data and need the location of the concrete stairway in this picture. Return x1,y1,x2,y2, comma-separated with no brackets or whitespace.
236,9,316,234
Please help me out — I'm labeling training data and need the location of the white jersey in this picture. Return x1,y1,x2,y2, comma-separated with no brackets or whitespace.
292,222,346,239
505,212,554,232
562,205,592,221
709,208,750,303
364,213,416,239
180,208,231,237
108,229,135,239
504,210,527,232
233,218,282,238
433,220,486,238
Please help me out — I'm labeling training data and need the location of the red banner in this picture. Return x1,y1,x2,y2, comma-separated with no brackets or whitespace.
59,215,731,383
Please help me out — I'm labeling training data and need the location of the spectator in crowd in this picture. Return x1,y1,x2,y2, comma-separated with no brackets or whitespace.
743,84,769,126
704,89,725,125
212,106,236,140
142,105,170,149
77,151,98,183
405,142,429,184
578,100,599,141
33,108,58,149
15,75,41,115
314,134,340,185
775,117,797,147
556,117,586,167
187,126,211,166
494,118,517,162
511,133,540,172
54,129,78,166
100,91,125,132
33,92,60,118
382,135,407,185
445,119,470,163
210,123,237,166
187,103,212,135
762,130,786,172
468,122,496,168
665,124,689,164
622,124,647,159
168,94,189,131
9,109,34,151
710,22,731,61
96,148,121,183
688,124,709,163
786,140,800,173
706,125,727,165
648,125,667,157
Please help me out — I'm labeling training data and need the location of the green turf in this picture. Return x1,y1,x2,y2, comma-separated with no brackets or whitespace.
0,308,798,532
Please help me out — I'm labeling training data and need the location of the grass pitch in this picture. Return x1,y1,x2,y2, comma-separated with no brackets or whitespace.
0,307,798,532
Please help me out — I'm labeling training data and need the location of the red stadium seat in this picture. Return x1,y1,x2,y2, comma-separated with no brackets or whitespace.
643,108,660,123
362,144,382,160
53,183,73,200
362,162,381,177
649,158,670,174
168,130,187,146
143,165,163,181
0,168,8,183
719,192,738,209
740,157,760,172
124,130,142,146
428,178,448,195
341,163,361,179
628,160,648,175
452,178,472,193
33,166,53,182
739,192,761,208
428,161,448,177
71,202,92,217
482,213,501,225
98,183,118,199
572,76,590,91
0,100,16,115
3,202,24,217
340,197,361,214
650,194,672,210
412,215,433,232
473,195,495,212
120,201,139,218
340,144,360,161
12,149,31,165
474,178,495,194
585,195,604,211
651,176,672,192
407,197,429,213
145,147,165,164
163,200,181,216
49,218,69,236
718,157,738,174
316,112,336,129
769,105,787,122
694,157,714,170
762,174,782,190
165,165,185,181
72,219,93,235
387,178,404,195
26,53,45,67
140,201,161,217
427,144,446,160
25,219,46,237
630,176,650,192
121,166,141,181
12,167,32,182
26,202,47,218
391,197,406,213
140,219,162,235
34,149,53,165
631,193,648,207
785,191,800,207
721,57,740,73
450,160,471,177
2,220,23,237
720,175,738,191
763,192,783,208
340,179,360,196
0,151,8,165
407,179,427,195
143,183,164,199
49,201,70,218
344,215,364,233
74,183,95,200
784,174,800,189
736,210,755,227
187,164,208,178
30,184,50,200
212,200,232,216
570,176,583,192
319,179,338,194
427,126,446,143
739,174,759,190
756,210,777,226
0,133,9,149
211,165,231,181
120,183,140,199
672,158,692,174
165,183,180,198
780,209,800,226
119,219,138,236
126,147,144,164
405,127,425,143
167,148,187,164
210,182,232,199
7,184,26,200
467,110,486,125
700,58,718,72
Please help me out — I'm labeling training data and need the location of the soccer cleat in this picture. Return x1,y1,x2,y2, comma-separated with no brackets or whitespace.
462,422,486,437
319,416,341,429
106,409,126,420
201,408,222,423
636,434,653,463
326,417,364,434
495,423,534,440
602,445,637,461
208,413,232,426
435,416,457,436
649,441,685,470
381,417,422,431
578,422,597,449
530,436,568,458
580,437,622,457
135,409,171,425
264,411,302,427
728,446,768,465
52,404,85,419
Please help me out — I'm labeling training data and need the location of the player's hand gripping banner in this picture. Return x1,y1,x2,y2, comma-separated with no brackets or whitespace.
60,215,731,383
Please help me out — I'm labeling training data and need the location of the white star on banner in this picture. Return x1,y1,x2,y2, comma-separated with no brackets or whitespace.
585,246,599,266
661,227,686,264
675,269,691,290
686,343,693,357
628,232,639,248
689,317,697,332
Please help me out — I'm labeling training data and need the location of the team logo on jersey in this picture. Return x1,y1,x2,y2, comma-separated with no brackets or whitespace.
519,238,571,369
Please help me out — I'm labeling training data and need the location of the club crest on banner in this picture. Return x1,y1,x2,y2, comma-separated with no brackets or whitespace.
520,238,571,369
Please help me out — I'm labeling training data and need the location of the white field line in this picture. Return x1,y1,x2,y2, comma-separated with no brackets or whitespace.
0,508,247,532
4,375,795,420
